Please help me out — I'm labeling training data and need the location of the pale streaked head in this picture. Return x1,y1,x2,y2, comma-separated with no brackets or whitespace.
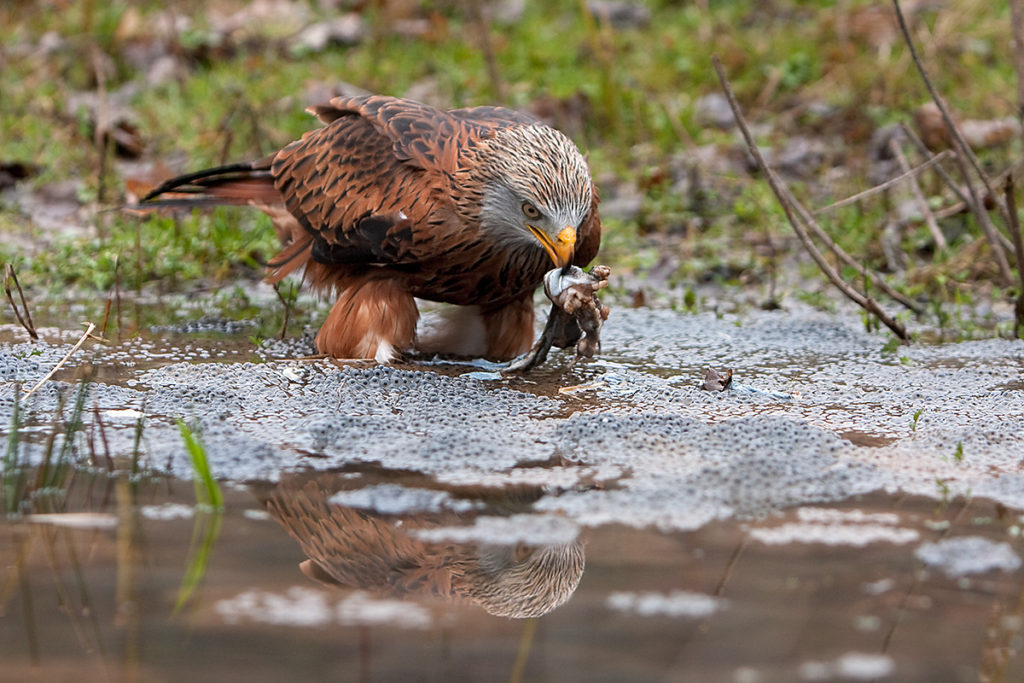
473,124,593,268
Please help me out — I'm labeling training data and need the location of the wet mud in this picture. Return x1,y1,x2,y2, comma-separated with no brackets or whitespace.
1,303,1023,681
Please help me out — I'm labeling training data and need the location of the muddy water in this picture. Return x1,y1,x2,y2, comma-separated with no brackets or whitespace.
1,303,1023,681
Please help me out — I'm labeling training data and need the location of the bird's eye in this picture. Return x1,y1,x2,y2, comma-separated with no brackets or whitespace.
521,202,541,220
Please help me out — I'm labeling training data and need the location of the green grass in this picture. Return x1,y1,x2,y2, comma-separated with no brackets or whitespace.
0,209,277,294
175,418,222,510
1,0,1023,335
174,416,223,611
2,378,98,516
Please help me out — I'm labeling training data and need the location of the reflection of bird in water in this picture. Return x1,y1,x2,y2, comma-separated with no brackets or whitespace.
140,95,601,362
253,476,584,619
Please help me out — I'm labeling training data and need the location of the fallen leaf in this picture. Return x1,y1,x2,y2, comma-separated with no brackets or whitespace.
701,367,733,392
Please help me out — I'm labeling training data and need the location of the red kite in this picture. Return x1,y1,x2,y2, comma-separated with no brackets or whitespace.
142,95,601,361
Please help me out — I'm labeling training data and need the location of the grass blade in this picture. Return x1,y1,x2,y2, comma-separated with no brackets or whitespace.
175,418,222,510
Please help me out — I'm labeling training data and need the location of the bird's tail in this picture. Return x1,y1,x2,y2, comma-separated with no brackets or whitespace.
135,157,281,208
130,156,314,285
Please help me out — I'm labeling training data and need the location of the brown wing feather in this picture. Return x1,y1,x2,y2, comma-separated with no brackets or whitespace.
448,104,540,127
272,97,479,271
260,480,454,595
308,95,487,172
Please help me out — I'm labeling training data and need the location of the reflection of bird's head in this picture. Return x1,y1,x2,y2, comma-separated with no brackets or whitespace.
474,125,592,269
459,541,586,619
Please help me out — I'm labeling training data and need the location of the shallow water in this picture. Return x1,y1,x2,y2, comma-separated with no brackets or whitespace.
1,303,1023,681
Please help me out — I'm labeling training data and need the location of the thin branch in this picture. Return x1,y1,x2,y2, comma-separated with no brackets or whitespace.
898,122,971,207
273,281,294,341
1011,0,1024,275
929,159,1024,237
892,0,1014,284
465,0,505,103
814,149,952,215
712,55,909,341
24,323,96,399
893,0,1004,210
1004,176,1024,337
4,264,38,340
783,184,924,314
889,138,947,250
1012,0,1024,146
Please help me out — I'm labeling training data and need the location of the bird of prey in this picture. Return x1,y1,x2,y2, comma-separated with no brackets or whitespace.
141,95,601,362
254,474,585,619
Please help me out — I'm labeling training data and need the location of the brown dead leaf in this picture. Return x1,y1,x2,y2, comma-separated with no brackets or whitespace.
701,367,733,392
914,102,1020,153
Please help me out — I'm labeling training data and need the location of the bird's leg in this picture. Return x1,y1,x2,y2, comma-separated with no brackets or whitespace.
315,278,418,363
500,303,567,373
480,294,536,360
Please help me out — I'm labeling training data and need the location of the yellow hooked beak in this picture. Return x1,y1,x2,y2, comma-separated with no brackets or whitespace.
529,225,576,269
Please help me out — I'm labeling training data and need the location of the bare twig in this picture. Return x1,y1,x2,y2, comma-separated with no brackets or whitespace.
4,264,38,340
929,159,1024,231
273,282,294,340
889,138,947,250
23,323,97,399
898,122,972,207
814,149,952,215
1013,0,1024,145
1010,0,1024,338
894,0,1002,205
712,55,909,341
784,184,924,314
465,0,505,103
892,0,1014,284
113,254,122,339
1004,176,1024,337
91,45,112,207
99,299,112,339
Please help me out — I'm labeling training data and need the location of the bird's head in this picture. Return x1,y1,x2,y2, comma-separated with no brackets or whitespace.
473,125,593,270
461,541,586,618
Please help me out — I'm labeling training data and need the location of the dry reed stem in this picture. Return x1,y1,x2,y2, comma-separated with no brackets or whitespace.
898,122,972,207
782,183,923,314
889,138,947,250
892,0,1014,284
4,264,39,340
99,299,112,339
1003,176,1024,337
273,282,293,341
712,54,909,341
93,401,114,472
24,323,97,399
814,149,952,215
113,254,122,339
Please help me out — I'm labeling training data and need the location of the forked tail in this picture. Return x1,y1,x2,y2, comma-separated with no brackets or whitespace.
138,158,281,208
